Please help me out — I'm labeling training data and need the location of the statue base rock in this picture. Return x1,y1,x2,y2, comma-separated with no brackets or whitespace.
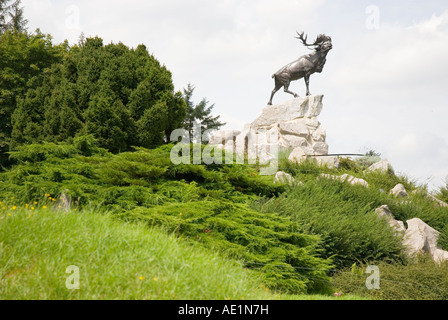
209,95,338,168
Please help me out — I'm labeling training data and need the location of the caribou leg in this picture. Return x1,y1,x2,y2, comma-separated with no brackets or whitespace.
268,79,283,105
304,74,311,96
283,82,299,99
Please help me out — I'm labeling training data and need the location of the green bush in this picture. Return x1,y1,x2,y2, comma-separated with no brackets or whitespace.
118,200,333,294
252,178,405,269
332,255,448,300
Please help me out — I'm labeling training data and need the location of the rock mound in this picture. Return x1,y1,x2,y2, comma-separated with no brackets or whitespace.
209,95,338,166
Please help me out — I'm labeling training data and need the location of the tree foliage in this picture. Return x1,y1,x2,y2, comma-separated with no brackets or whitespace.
0,29,64,166
6,36,186,154
0,0,27,33
182,83,225,142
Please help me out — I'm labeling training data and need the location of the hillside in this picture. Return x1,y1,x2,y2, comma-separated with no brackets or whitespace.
1,138,448,299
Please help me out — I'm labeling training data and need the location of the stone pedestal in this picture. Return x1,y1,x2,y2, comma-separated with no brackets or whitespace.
209,95,337,167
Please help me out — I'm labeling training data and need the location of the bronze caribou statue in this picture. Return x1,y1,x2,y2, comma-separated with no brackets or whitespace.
268,32,332,105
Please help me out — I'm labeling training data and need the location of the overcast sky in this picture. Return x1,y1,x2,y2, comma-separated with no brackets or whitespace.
22,0,448,191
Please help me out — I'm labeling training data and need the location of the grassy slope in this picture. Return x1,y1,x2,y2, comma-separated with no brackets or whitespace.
0,207,273,299
0,142,336,294
2,141,448,299
0,207,364,300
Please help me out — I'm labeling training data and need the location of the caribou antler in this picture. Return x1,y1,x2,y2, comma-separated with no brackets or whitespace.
295,31,312,47
296,32,331,48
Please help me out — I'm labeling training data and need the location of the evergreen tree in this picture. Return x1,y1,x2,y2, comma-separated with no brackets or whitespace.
83,88,132,153
1,29,63,166
0,0,7,31
9,36,186,153
182,84,225,142
0,0,27,33
138,100,168,148
7,0,27,32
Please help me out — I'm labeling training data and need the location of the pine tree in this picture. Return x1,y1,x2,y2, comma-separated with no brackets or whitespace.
138,100,168,148
0,0,27,33
182,84,225,143
0,0,10,32
7,0,27,32
1,30,63,166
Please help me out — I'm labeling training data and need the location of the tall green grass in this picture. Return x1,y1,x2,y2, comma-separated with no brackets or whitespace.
0,207,277,299
0,206,366,300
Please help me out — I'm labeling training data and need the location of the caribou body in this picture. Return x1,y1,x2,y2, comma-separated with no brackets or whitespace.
268,32,332,105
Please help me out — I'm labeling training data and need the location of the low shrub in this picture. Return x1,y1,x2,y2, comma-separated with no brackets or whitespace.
332,255,448,300
252,178,405,269
118,200,333,294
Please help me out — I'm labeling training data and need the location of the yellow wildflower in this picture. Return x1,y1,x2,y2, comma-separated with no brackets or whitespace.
153,277,158,281
12,206,17,210
139,276,144,280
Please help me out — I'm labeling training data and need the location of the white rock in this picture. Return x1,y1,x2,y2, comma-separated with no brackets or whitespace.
411,188,448,207
251,95,324,127
288,146,315,163
341,174,369,187
400,218,448,263
288,147,307,163
432,248,448,264
312,142,329,155
375,204,393,218
278,119,309,137
209,130,241,145
274,171,294,184
316,156,340,169
427,194,448,208
215,95,332,171
366,158,392,173
305,118,319,129
280,135,308,149
375,205,406,233
403,218,441,255
390,184,408,197
311,124,326,142
320,173,369,188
